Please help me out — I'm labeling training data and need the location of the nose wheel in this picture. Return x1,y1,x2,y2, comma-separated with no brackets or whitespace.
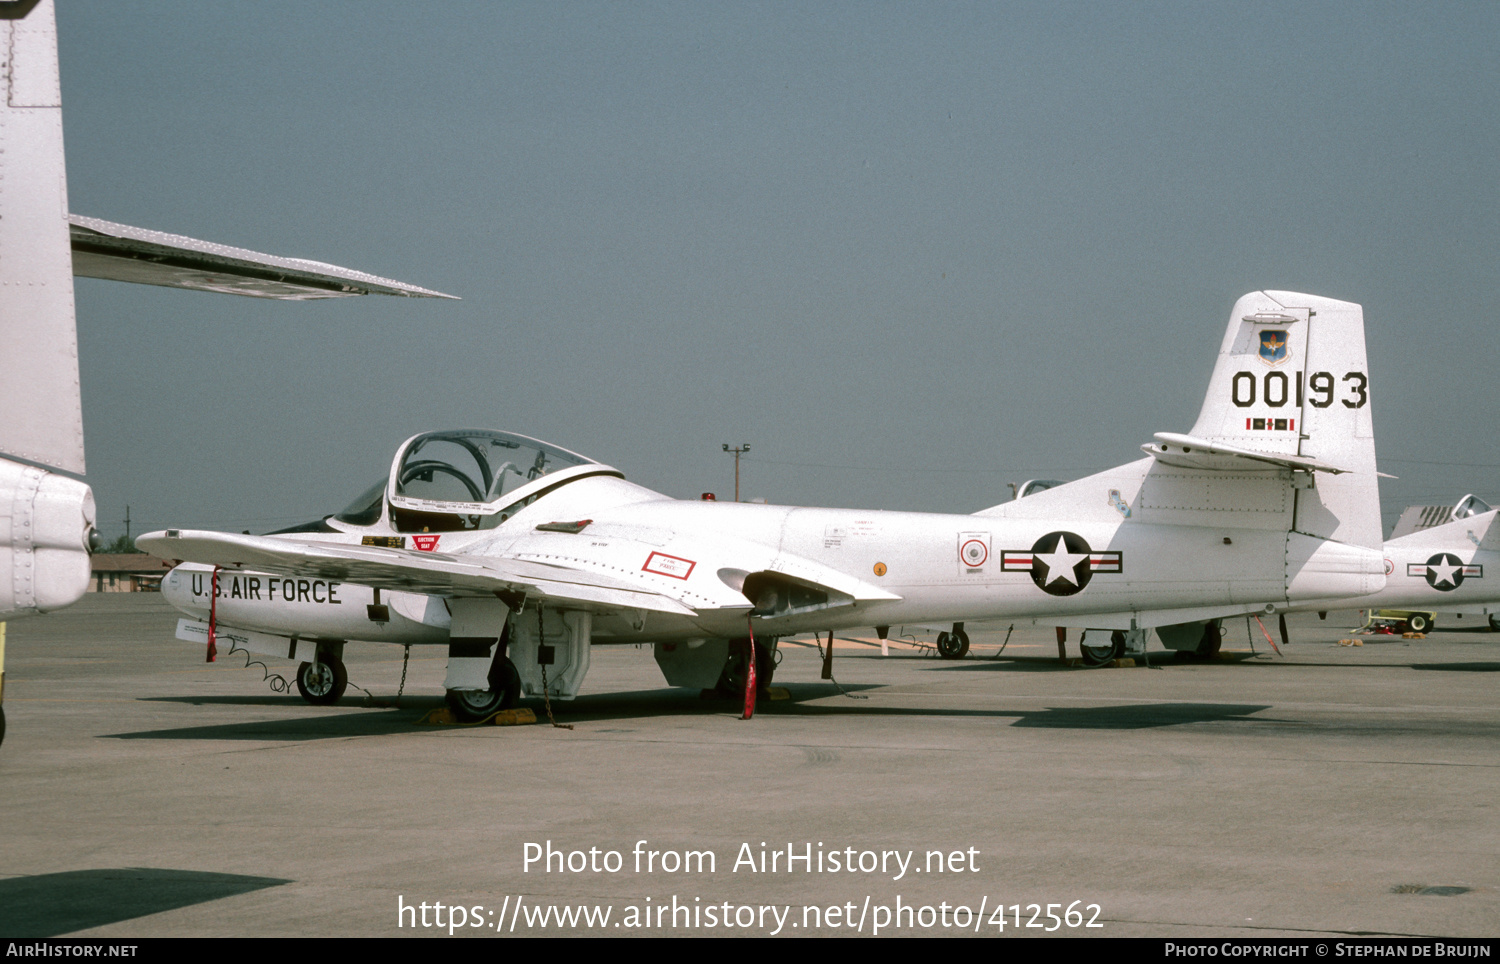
296,657,349,705
936,627,971,660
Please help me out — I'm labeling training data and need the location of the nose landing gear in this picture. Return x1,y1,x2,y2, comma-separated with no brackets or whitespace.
936,624,971,660
296,656,349,705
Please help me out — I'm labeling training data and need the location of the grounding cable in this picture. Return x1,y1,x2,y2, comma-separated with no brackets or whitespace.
815,631,869,700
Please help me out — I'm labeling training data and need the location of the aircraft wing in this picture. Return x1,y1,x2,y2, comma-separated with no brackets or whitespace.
136,529,699,617
69,215,458,301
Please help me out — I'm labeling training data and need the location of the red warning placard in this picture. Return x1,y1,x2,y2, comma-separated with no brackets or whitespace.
643,551,696,580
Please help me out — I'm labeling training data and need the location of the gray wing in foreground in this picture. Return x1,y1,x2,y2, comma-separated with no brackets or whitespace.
137,530,696,617
69,215,459,301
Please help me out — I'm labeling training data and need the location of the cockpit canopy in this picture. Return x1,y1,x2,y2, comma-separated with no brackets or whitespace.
324,430,602,534
394,430,591,508
1453,494,1493,521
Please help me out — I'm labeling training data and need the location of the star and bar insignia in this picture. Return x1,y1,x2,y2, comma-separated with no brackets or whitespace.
1001,531,1122,596
1406,552,1482,592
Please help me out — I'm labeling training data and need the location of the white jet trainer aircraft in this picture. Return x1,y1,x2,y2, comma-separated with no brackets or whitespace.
1339,495,1498,632
143,290,1389,720
0,0,451,743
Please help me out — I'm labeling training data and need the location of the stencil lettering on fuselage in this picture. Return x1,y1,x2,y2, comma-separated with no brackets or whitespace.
190,572,343,605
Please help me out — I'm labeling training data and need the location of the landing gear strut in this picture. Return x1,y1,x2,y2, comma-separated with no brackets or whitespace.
936,624,971,660
296,656,348,705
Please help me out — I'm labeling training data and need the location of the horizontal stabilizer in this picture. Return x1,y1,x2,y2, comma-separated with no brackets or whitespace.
1145,432,1352,475
69,215,458,301
137,529,696,617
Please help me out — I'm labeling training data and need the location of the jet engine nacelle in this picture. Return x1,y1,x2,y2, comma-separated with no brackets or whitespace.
0,458,95,616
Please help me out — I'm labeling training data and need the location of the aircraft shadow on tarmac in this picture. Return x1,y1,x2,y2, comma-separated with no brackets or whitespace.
767,693,1276,729
1409,662,1500,673
108,707,429,741
934,654,1500,673
921,654,1256,672
104,686,1276,738
0,867,289,937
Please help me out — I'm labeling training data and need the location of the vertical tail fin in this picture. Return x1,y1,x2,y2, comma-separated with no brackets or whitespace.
1185,291,1380,550
0,0,94,616
1,0,83,475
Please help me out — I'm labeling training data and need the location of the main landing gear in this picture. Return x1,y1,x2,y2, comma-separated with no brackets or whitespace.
296,656,348,705
446,655,521,722
715,638,777,699
1079,630,1126,668
936,624,971,660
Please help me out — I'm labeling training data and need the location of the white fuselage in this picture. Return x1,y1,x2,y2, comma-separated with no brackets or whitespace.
162,467,1385,647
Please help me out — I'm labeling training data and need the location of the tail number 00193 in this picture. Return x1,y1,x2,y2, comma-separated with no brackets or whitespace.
1231,370,1367,409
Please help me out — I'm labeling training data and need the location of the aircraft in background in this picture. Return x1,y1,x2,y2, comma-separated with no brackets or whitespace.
0,0,452,744
1361,496,1499,632
143,290,1391,720
1005,491,1498,661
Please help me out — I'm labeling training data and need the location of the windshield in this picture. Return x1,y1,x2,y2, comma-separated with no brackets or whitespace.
332,479,386,526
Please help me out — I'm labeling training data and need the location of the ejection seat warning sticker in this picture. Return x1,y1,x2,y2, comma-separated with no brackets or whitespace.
643,551,696,580
958,533,990,572
412,534,441,552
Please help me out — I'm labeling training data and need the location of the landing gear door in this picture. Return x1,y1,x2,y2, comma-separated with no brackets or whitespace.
444,597,510,691
509,609,592,700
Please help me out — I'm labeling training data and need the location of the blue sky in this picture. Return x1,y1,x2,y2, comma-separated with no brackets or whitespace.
54,2,1500,537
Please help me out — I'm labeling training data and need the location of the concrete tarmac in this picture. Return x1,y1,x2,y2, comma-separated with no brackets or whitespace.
0,595,1496,938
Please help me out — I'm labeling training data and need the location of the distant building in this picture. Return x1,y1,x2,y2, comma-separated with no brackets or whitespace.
89,554,172,593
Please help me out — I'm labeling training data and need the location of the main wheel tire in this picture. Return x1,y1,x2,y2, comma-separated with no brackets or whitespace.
1079,631,1123,667
0,704,6,747
953,628,971,659
296,657,348,705
446,656,521,722
1406,614,1431,633
716,639,775,697
936,632,963,659
1490,614,1500,632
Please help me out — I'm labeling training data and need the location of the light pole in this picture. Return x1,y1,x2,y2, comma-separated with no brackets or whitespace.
722,443,750,502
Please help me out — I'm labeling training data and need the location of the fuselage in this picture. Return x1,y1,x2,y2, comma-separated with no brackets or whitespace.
162,466,1388,647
